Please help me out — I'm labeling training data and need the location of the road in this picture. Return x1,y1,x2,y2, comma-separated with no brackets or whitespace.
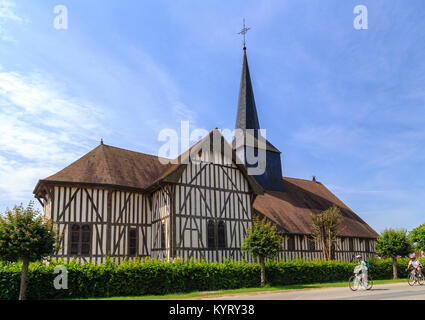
206,282,425,300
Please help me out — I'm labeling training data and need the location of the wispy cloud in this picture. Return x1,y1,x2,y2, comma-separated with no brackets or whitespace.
0,68,105,206
0,0,20,21
0,0,22,41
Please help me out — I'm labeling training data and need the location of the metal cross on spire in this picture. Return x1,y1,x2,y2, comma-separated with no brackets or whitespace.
238,18,251,49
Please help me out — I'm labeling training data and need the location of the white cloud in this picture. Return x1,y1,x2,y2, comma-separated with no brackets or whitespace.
0,0,21,21
0,69,105,205
0,0,22,41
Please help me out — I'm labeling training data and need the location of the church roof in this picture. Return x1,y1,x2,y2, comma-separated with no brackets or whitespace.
33,129,265,196
33,143,173,193
253,177,379,239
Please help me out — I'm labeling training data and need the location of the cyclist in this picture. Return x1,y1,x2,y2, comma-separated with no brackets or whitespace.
406,254,423,277
355,255,368,289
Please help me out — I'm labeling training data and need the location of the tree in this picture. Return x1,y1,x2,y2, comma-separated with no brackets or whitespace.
310,206,342,261
0,202,58,300
242,216,282,287
409,224,425,254
376,228,412,279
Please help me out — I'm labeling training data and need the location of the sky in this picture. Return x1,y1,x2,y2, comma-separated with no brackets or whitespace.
0,0,424,233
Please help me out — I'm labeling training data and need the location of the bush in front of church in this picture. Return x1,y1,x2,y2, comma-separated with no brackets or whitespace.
0,257,423,299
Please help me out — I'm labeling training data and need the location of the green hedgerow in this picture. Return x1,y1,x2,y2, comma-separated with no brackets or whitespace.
0,257,422,300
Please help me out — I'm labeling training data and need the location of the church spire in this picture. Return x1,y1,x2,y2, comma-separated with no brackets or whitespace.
235,47,260,131
233,36,284,192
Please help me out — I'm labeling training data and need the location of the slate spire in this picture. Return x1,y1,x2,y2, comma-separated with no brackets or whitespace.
233,47,285,192
235,48,260,131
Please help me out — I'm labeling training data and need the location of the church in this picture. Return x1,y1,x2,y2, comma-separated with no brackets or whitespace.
33,46,379,264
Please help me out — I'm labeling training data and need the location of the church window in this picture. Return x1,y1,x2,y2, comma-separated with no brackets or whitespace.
70,224,91,255
287,235,295,251
70,224,80,255
218,221,226,249
349,238,354,251
308,238,316,251
81,225,91,254
128,228,137,256
207,220,215,249
161,222,166,249
365,240,370,252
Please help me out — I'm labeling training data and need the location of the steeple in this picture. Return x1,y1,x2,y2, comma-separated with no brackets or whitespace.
233,46,285,192
235,48,260,131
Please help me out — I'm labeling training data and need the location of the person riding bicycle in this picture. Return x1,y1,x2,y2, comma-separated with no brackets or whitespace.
355,255,369,289
406,254,423,277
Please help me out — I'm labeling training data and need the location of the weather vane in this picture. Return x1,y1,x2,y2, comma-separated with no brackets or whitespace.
238,18,251,48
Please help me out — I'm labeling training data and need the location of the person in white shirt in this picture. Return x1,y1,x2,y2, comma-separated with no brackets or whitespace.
355,255,368,289
406,254,423,276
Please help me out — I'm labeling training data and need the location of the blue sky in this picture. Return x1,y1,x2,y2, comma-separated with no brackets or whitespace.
0,0,424,233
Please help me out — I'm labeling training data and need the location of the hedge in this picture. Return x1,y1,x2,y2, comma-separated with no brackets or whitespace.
0,257,423,300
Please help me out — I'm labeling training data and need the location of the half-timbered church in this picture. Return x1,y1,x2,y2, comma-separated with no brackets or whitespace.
34,47,379,264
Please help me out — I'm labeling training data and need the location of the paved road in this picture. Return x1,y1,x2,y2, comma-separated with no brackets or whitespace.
206,282,425,300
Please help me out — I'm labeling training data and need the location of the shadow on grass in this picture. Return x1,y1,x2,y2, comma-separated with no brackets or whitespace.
72,279,405,300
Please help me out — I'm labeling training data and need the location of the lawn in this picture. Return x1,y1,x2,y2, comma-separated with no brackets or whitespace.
78,278,406,300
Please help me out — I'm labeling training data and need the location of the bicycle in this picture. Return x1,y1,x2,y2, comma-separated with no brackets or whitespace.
406,268,424,286
349,267,373,291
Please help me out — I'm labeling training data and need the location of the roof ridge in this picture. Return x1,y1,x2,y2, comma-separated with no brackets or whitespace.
283,176,320,182
101,143,171,161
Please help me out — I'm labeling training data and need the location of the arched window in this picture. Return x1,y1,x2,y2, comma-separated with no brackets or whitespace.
207,220,215,249
218,221,226,249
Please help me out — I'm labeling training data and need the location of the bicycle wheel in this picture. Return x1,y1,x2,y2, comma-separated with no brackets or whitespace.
366,276,373,290
418,275,425,286
349,275,359,291
408,273,416,286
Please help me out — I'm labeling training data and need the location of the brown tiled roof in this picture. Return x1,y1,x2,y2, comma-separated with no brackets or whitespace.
253,177,379,239
34,129,264,196
34,143,173,193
